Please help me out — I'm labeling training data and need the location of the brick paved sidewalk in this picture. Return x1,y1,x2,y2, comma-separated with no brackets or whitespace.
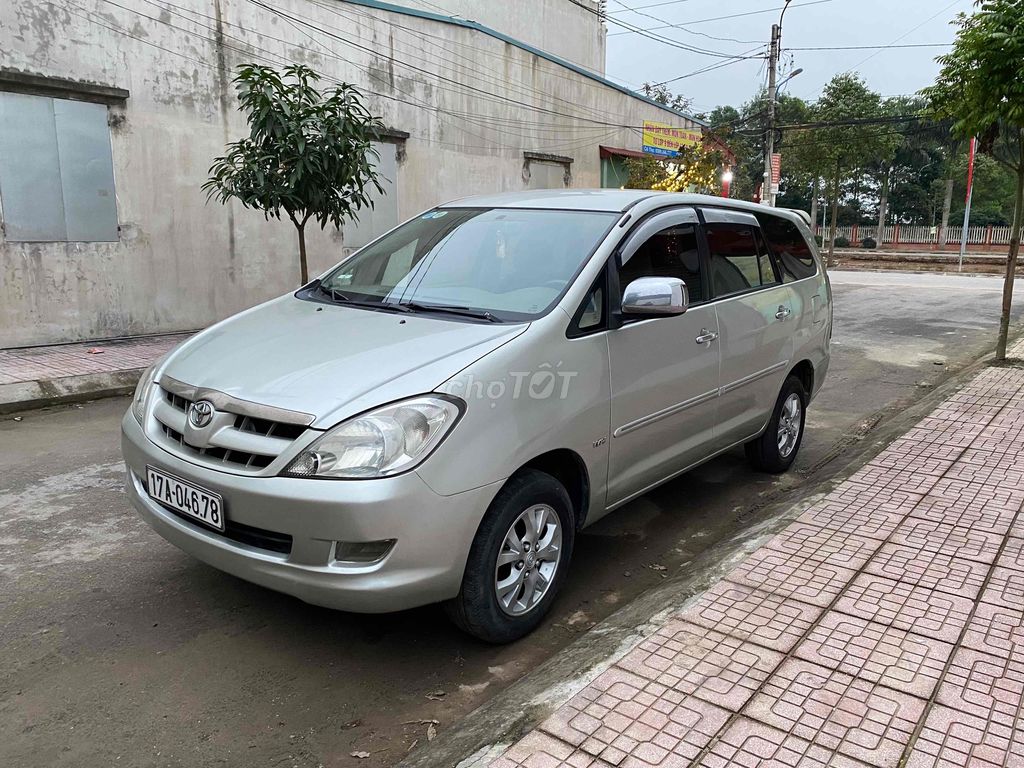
491,348,1024,767
0,333,191,411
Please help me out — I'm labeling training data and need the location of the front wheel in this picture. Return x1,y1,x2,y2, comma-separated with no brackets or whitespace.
445,470,575,643
745,375,807,474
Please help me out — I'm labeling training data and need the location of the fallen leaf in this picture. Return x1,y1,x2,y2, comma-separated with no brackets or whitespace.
86,348,105,354
425,690,446,701
427,723,437,742
406,739,419,753
350,751,370,759
649,564,667,571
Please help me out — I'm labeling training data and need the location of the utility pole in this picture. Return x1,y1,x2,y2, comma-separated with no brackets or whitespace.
763,23,780,207
763,0,793,207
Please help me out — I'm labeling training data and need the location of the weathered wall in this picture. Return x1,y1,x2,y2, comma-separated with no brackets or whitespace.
404,0,608,74
0,0,697,347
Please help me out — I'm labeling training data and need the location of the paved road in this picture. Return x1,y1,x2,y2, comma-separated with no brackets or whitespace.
1,270,1022,768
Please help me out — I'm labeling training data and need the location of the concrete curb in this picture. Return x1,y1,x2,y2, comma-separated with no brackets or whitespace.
396,346,1008,768
0,368,143,415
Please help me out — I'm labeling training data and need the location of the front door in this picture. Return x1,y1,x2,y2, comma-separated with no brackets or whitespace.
606,208,721,507
700,207,796,447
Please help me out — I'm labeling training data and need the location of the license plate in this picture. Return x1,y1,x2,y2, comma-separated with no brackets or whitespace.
146,466,225,532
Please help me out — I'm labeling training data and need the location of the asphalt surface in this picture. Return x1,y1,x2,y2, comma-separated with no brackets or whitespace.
2,269,1022,768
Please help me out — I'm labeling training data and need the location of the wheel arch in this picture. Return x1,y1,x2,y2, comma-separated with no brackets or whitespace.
518,449,591,531
788,359,815,398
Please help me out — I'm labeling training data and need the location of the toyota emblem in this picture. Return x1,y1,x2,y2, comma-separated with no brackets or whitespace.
188,400,215,428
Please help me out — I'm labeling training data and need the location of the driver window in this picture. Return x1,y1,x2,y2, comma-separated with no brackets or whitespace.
618,223,703,303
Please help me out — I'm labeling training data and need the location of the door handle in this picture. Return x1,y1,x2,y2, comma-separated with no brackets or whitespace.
695,329,719,345
775,305,792,320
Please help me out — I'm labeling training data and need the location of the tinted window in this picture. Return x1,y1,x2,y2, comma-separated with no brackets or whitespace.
757,214,818,282
618,223,703,303
706,224,777,298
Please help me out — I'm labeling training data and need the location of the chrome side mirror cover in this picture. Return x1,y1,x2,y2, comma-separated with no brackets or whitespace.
621,277,689,316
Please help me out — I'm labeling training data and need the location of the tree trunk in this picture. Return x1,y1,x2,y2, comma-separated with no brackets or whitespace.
809,177,819,239
995,159,1024,361
295,220,309,285
827,161,841,266
876,167,889,246
939,178,954,247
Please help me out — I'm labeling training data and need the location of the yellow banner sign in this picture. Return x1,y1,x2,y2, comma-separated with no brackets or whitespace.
641,121,702,157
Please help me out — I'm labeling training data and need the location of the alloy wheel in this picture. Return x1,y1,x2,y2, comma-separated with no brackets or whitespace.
777,392,802,458
494,504,563,616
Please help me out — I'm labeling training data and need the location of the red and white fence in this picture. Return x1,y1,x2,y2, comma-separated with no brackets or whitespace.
815,223,1022,251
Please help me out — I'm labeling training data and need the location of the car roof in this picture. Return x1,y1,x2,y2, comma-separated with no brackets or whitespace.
439,189,807,225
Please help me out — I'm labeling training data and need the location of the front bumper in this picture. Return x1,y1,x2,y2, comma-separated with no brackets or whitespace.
122,411,500,612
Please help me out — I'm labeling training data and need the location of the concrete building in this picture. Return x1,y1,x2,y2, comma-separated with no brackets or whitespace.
0,0,702,347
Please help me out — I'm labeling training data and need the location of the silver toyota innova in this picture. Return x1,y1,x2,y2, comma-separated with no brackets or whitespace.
122,190,831,642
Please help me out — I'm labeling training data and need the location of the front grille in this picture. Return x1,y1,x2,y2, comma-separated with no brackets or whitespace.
162,504,293,554
152,387,307,471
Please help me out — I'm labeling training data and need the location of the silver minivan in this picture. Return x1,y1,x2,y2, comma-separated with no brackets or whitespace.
122,190,831,642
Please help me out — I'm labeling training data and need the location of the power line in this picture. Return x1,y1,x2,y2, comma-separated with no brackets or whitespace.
565,0,761,58
787,43,954,51
606,0,763,45
649,45,768,87
606,0,837,35
851,0,963,68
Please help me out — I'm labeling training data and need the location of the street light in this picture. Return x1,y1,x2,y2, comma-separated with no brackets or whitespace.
721,169,734,198
778,68,804,92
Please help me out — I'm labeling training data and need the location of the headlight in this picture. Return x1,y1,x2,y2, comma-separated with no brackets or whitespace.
130,362,159,424
282,396,463,479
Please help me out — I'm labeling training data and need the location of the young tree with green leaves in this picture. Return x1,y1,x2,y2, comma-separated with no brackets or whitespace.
204,64,385,285
811,74,886,262
924,0,1024,360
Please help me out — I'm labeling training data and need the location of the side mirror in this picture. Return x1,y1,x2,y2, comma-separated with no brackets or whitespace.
621,277,689,316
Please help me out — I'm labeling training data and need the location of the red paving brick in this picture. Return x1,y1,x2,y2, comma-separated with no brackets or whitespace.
905,705,1024,768
962,601,1024,657
613,621,783,712
834,574,973,644
745,659,925,767
793,613,952,699
936,647,1024,723
538,665,731,766
888,518,1003,565
724,549,857,609
680,582,821,654
863,544,989,599
488,366,1024,768
697,718,870,768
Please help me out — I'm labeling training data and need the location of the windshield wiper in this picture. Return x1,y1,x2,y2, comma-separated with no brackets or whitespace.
317,283,349,303
316,284,412,314
400,301,502,323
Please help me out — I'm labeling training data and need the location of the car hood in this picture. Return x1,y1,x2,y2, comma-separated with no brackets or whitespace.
161,295,528,427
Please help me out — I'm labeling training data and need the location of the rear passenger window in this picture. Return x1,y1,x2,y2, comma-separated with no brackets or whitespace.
756,214,818,282
706,224,778,298
619,223,704,303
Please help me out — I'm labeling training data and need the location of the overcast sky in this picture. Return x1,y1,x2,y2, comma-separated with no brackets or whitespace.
603,0,975,114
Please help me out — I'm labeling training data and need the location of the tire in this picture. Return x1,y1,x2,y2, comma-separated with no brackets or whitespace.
745,375,807,474
445,469,575,643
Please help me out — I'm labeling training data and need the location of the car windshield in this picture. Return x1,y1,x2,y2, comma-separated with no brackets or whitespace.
317,207,617,321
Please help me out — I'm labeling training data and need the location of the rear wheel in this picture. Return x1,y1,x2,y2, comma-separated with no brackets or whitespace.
745,375,807,473
445,469,574,643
